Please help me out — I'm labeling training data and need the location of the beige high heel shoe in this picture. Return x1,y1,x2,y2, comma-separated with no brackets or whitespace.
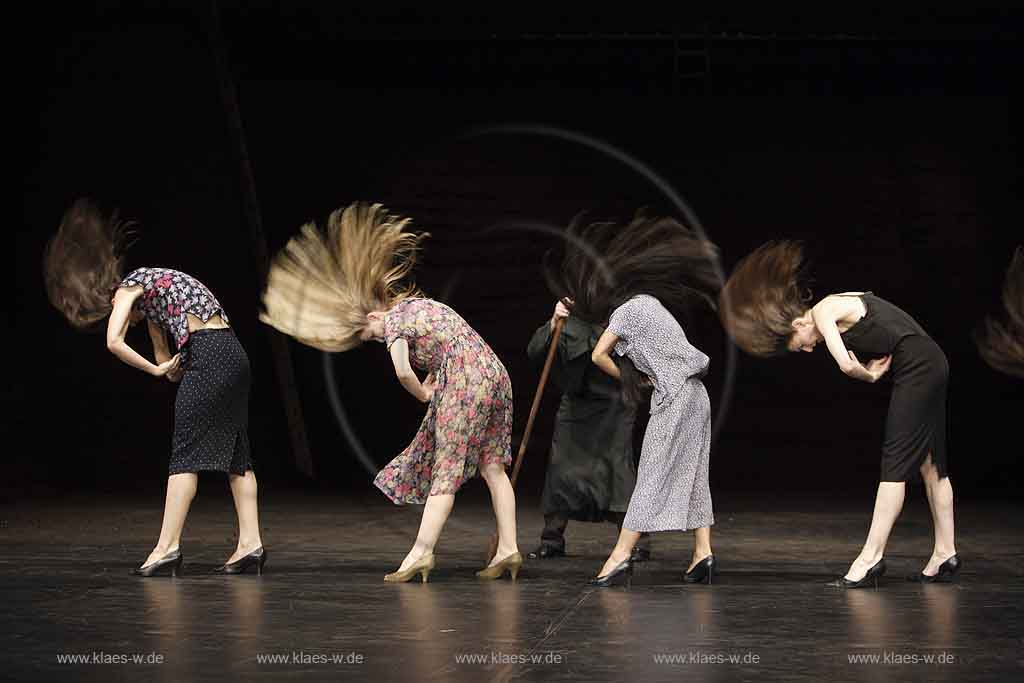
384,553,435,583
476,551,523,580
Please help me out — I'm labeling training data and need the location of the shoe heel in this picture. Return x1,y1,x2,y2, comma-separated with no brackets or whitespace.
171,558,182,578
420,568,431,583
510,566,520,581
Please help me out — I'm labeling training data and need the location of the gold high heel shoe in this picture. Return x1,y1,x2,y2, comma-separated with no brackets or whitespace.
476,551,523,580
384,553,435,583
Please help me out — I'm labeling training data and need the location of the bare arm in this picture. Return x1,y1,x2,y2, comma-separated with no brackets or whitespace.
148,319,184,382
812,297,890,383
148,320,172,364
106,287,180,377
591,329,622,381
811,298,859,374
389,338,431,403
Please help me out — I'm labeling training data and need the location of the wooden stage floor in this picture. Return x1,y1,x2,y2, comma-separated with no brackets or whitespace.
1,488,1020,681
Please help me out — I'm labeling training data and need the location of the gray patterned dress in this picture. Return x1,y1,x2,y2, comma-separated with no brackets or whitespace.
606,294,714,532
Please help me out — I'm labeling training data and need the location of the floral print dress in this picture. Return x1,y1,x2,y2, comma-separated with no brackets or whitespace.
373,298,513,504
120,267,228,364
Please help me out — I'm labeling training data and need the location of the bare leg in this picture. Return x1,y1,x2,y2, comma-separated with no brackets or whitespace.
225,469,263,564
396,493,455,572
919,454,956,575
687,526,713,572
843,481,906,581
141,473,198,568
481,462,519,566
597,527,642,578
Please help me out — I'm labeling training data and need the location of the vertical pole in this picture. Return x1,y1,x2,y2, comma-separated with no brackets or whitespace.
203,1,314,477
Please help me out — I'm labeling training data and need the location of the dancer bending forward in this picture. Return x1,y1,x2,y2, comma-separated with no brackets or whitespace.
260,202,520,582
721,241,958,587
44,199,265,577
545,212,721,587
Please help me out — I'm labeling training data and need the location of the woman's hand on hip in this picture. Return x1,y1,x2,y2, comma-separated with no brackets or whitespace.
846,351,891,383
864,354,892,382
165,364,185,383
151,354,182,378
421,373,436,403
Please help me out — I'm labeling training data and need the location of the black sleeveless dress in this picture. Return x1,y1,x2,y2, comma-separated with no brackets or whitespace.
839,293,950,482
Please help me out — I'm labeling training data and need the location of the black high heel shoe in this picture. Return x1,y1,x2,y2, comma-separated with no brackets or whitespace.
589,559,633,587
907,554,961,583
213,547,267,575
684,554,716,584
828,558,886,589
131,549,183,577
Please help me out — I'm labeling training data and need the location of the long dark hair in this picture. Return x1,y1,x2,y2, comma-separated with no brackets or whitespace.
975,246,1024,378
719,240,813,358
43,199,134,330
543,209,721,405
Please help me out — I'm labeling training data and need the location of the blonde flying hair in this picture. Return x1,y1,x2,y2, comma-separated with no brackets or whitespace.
260,202,429,351
43,198,134,330
719,240,813,357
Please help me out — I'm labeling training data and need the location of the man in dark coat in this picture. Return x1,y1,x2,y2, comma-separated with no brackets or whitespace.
527,299,651,560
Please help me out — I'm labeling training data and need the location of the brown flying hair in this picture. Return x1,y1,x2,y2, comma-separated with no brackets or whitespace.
974,246,1024,378
43,198,134,330
543,209,721,405
719,240,814,358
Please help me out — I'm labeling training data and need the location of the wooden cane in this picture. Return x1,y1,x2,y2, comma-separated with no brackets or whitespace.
486,315,565,563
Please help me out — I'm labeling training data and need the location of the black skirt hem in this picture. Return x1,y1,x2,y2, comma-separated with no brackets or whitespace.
167,464,253,476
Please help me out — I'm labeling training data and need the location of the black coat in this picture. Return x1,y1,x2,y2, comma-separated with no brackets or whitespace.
527,317,638,520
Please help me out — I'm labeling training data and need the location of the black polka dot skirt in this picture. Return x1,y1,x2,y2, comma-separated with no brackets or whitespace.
169,328,253,476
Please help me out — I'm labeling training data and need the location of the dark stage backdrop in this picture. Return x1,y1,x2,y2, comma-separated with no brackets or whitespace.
17,6,1021,502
